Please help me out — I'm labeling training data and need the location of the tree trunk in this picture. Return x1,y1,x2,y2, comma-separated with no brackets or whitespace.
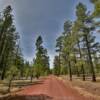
58,53,61,75
30,75,33,83
1,57,7,80
8,78,12,92
68,61,72,81
77,40,85,81
1,66,6,80
74,56,80,77
81,64,85,81
85,35,96,82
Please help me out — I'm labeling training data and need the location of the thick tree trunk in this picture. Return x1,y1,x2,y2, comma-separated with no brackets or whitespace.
1,67,6,80
1,58,7,80
0,38,7,65
81,64,85,81
85,35,96,82
1,48,9,80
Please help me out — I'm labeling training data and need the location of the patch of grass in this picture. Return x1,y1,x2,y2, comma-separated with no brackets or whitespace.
0,79,38,96
61,75,100,100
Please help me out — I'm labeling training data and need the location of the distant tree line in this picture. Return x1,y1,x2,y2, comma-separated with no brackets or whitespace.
53,1,100,82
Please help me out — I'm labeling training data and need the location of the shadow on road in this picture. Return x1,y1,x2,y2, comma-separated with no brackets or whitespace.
0,94,53,100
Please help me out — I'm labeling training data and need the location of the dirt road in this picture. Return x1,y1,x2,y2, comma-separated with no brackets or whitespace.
3,76,89,100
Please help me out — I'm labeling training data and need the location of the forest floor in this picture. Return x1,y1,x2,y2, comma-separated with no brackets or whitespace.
61,75,100,100
0,79,38,96
0,75,97,100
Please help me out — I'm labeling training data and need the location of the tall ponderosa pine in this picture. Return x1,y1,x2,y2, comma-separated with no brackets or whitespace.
34,36,50,78
0,6,22,80
57,21,75,81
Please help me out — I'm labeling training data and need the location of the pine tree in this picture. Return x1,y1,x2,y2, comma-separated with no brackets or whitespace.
0,6,21,80
75,2,100,82
53,56,61,76
34,36,50,78
90,0,100,17
0,5,24,81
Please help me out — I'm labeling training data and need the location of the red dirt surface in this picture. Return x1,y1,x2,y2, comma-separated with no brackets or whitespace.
2,76,90,100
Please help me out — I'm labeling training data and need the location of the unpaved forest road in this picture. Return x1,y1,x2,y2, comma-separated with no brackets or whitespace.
7,76,89,100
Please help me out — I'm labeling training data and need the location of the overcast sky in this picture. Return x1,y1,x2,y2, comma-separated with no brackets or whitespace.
0,0,98,67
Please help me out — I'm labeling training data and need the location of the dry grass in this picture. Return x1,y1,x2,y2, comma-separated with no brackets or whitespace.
60,76,100,100
0,79,37,97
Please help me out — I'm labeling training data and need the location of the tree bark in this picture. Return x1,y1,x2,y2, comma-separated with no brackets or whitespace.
68,61,72,81
84,35,96,82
